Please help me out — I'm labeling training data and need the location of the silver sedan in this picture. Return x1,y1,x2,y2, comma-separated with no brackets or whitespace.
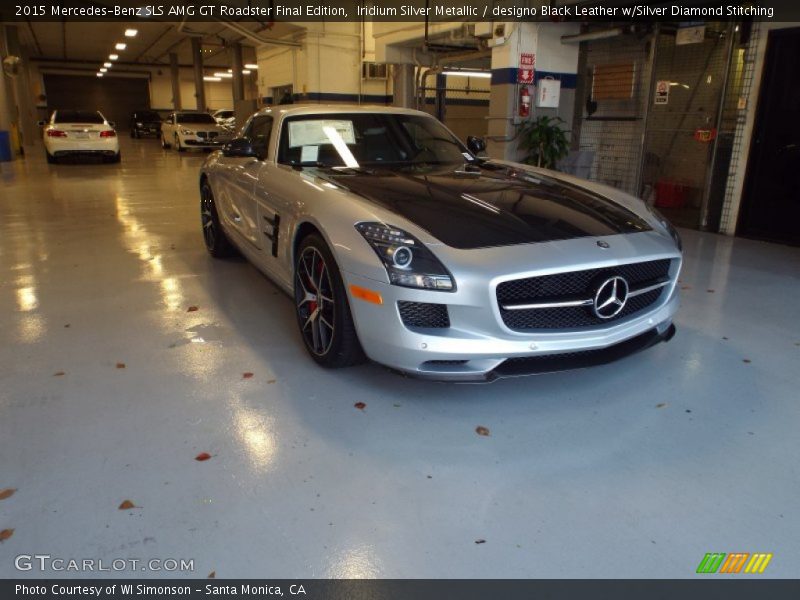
199,105,682,381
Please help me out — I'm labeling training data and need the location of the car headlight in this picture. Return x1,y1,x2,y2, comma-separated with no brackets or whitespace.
648,205,682,251
355,222,455,291
180,129,194,136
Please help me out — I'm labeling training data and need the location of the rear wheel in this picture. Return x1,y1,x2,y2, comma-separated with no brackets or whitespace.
200,182,236,258
294,234,365,368
45,150,56,164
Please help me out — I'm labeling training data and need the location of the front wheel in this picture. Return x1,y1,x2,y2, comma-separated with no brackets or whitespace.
294,234,365,368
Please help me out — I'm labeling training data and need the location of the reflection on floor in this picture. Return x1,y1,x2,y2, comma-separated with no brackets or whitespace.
1,139,799,578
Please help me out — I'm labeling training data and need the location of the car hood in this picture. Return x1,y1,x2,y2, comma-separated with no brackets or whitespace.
323,162,652,250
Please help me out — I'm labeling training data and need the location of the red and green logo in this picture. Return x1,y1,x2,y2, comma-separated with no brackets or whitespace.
696,553,772,574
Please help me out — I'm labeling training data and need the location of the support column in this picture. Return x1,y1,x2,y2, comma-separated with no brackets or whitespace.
169,52,182,110
392,63,415,108
190,37,206,111
231,43,244,103
0,27,15,133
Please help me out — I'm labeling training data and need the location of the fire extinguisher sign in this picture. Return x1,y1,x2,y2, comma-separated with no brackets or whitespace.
518,53,535,85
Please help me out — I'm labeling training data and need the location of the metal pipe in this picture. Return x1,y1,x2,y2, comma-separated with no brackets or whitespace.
562,28,625,44
635,24,660,199
700,21,736,231
216,19,301,47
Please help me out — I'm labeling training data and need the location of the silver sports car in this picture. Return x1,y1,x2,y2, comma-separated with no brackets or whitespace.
199,105,682,381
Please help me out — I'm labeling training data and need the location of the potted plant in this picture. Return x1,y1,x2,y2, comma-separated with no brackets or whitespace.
518,116,570,169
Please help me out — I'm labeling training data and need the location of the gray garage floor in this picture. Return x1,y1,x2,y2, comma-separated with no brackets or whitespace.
1,139,798,579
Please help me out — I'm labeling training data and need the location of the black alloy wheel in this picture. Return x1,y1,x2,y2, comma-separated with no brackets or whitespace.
200,182,235,258
294,234,365,368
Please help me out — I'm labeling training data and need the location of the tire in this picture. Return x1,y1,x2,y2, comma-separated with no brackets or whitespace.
200,181,236,258
175,135,185,152
294,234,365,368
45,150,56,164
111,152,121,163
161,134,171,149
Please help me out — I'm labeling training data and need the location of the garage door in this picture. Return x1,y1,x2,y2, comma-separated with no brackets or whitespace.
43,74,150,132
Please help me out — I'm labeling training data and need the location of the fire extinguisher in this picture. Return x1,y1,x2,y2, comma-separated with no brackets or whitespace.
519,85,531,118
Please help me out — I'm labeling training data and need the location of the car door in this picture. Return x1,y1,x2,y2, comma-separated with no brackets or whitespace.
212,117,265,251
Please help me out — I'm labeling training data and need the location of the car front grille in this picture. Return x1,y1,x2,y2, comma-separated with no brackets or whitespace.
398,301,450,329
496,259,672,331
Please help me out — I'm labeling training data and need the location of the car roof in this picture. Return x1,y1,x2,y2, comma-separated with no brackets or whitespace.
252,104,432,119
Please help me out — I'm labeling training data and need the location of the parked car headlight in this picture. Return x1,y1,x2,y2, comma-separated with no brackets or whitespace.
180,129,195,136
355,222,455,291
647,205,682,251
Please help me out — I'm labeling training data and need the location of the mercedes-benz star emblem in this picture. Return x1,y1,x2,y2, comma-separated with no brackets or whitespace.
593,276,629,319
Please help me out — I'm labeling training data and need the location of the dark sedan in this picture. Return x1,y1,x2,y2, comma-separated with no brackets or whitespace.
129,110,162,138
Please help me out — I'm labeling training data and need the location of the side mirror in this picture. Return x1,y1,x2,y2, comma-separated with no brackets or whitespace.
466,136,486,155
37,120,46,127
223,138,257,158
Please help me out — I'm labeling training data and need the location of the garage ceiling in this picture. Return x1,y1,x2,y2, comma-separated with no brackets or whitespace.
20,19,300,68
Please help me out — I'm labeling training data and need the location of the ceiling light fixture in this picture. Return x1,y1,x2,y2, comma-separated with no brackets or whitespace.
96,73,103,77
203,76,222,82
244,64,259,70
109,54,118,60
100,68,107,73
103,62,112,68
213,72,233,78
242,70,251,75
125,29,138,37
115,43,127,51
442,70,492,78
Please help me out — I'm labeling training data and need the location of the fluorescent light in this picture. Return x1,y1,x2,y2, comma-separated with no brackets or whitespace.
96,73,103,77
242,70,251,75
213,72,233,78
244,64,258,70
443,70,492,78
103,62,112,68
115,43,126,51
203,76,222,82
124,29,138,37
100,68,107,73
109,54,118,60
227,69,232,73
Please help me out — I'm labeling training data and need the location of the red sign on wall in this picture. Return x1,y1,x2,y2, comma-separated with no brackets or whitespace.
518,53,535,84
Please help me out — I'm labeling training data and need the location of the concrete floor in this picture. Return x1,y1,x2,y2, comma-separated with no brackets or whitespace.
1,139,798,579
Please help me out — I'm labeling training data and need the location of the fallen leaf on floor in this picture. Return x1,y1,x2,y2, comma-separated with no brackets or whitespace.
707,289,715,293
742,359,751,364
475,426,490,436
0,489,16,501
474,539,486,544
426,475,432,479
354,402,366,410
267,379,276,384
681,285,691,290
0,529,14,542
207,571,215,579
116,363,126,369
656,403,667,409
53,371,65,377
187,306,199,312
64,324,70,328
195,452,212,461
118,500,136,510
722,336,729,340
685,409,692,413
242,372,254,379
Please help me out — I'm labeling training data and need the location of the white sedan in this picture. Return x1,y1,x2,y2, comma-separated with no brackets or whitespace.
39,110,120,164
160,112,233,152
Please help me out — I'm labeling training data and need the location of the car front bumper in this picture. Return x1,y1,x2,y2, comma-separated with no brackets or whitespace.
179,134,231,148
342,262,680,382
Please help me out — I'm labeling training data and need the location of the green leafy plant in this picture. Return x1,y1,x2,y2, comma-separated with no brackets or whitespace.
518,116,570,169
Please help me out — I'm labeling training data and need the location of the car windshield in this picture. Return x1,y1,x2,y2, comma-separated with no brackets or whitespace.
177,113,217,124
54,110,104,124
136,111,160,121
277,113,471,168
